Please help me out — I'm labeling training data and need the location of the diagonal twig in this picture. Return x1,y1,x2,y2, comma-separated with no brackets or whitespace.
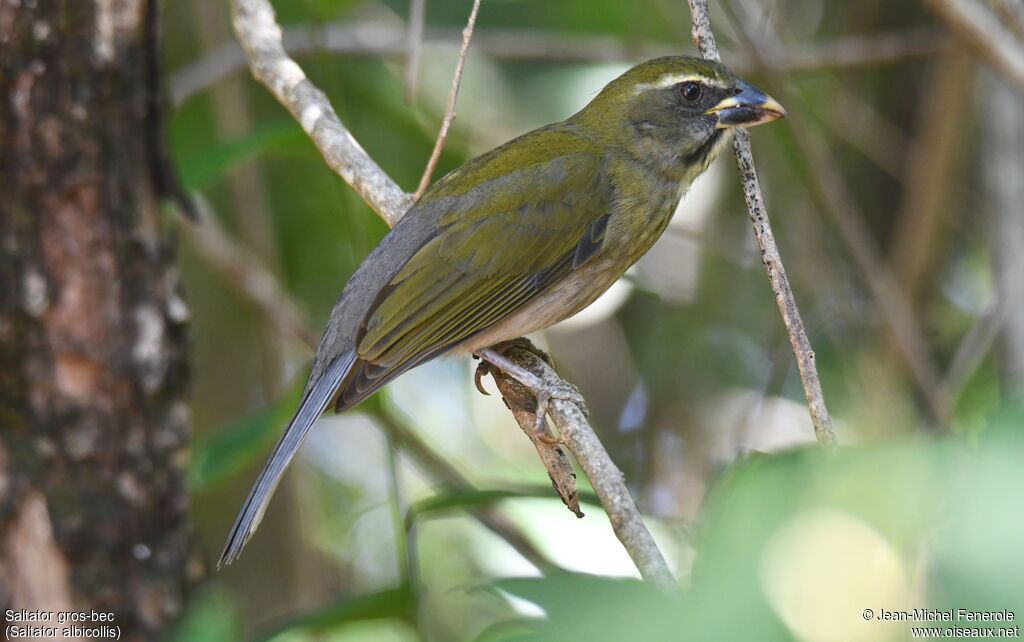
687,0,836,447
414,0,481,201
478,345,585,519
231,0,411,225
721,0,949,425
481,340,676,589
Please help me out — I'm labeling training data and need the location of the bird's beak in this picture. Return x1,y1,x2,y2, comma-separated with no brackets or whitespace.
705,80,786,130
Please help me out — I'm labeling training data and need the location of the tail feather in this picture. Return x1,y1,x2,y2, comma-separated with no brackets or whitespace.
218,352,355,568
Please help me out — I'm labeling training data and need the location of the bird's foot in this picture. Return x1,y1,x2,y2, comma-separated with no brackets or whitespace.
475,344,588,443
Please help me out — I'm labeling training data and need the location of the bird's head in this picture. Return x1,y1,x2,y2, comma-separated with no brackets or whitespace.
571,56,785,180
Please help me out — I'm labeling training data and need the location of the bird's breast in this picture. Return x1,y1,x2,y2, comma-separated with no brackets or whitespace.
457,257,625,353
602,178,684,265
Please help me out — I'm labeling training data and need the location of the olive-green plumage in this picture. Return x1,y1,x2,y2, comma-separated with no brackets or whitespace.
221,56,785,566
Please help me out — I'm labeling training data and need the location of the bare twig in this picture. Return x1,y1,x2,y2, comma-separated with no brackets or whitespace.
921,0,1024,90
170,22,948,107
230,0,412,225
722,2,949,425
404,0,426,102
414,0,481,200
482,340,677,590
477,341,583,518
687,0,836,447
229,0,674,585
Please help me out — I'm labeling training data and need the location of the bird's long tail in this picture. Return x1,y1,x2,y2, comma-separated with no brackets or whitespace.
218,351,355,568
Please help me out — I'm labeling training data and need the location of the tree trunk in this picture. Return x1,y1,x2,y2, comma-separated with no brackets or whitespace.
0,1,192,640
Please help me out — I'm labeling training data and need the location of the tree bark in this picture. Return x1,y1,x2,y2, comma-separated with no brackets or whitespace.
0,2,192,640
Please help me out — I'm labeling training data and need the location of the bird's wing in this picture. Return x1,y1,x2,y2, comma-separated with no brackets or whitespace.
336,143,611,410
220,129,611,567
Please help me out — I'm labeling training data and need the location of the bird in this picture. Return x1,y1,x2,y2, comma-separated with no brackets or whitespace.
219,55,785,567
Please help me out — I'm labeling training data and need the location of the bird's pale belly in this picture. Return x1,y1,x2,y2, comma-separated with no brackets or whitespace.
457,257,624,353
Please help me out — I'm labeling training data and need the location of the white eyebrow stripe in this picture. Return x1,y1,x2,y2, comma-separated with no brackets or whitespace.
631,73,719,94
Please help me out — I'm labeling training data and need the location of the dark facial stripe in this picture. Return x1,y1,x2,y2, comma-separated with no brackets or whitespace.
682,129,725,168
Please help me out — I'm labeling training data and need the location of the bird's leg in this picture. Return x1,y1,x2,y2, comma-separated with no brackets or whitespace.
476,346,587,444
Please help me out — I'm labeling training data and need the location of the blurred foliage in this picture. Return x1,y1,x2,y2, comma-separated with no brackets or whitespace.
483,407,1024,642
162,0,1024,639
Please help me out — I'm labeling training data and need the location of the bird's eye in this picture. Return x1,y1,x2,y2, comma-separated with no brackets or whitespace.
679,81,702,102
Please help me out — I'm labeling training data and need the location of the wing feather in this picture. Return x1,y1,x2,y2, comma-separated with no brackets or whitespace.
337,134,612,411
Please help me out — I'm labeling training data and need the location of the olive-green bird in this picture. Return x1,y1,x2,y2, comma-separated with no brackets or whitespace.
220,56,784,566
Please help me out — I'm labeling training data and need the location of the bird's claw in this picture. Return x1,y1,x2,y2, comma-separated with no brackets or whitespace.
475,345,588,443
473,361,491,396
528,379,588,444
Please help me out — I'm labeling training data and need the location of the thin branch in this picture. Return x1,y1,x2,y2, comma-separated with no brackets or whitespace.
414,0,481,200
721,1,949,426
687,0,836,447
230,0,412,225
921,0,1024,90
482,359,584,518
169,22,948,107
404,0,426,102
482,340,677,590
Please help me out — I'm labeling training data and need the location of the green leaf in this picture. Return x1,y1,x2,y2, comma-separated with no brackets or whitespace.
189,380,304,492
407,485,602,527
481,574,686,642
166,587,243,642
253,586,416,642
178,121,309,191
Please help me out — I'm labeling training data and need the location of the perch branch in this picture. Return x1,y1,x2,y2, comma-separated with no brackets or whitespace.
481,340,676,590
687,0,836,446
478,345,584,518
230,0,411,225
230,0,674,585
415,0,481,200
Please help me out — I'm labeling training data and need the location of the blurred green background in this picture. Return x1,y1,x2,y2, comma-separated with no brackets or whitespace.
162,0,1024,640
